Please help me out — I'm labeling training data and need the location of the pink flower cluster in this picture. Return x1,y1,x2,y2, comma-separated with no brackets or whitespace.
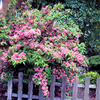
1,50,8,65
52,68,66,80
52,67,76,84
42,6,50,14
33,66,49,97
11,52,27,63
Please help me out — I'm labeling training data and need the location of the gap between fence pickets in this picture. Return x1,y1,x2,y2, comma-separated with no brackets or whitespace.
5,92,83,100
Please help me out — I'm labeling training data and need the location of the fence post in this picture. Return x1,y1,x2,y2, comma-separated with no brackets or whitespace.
50,75,56,100
96,77,100,100
84,77,90,100
72,76,78,100
61,75,67,100
28,74,33,100
7,79,12,100
39,85,43,100
18,72,23,100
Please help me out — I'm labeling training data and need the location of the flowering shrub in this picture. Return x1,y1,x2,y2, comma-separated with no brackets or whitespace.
0,0,88,97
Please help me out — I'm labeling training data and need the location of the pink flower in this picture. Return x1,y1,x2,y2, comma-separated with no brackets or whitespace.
78,81,80,83
39,68,44,73
34,68,38,71
9,41,14,45
11,53,18,60
13,34,19,39
19,32,24,38
39,78,42,81
71,61,74,67
20,52,26,56
24,6,28,10
42,86,46,90
57,77,60,80
28,12,31,17
39,81,41,84
40,75,43,78
43,82,47,87
38,73,41,76
58,8,61,11
29,42,34,49
60,75,62,77
15,44,21,49
22,2,25,4
24,32,29,37
43,10,48,14
33,75,37,78
40,16,42,19
66,61,70,67
39,22,44,25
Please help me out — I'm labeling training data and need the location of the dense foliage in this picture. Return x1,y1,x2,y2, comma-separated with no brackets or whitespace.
64,0,100,56
87,55,100,73
0,0,88,97
88,55,100,67
79,71,100,84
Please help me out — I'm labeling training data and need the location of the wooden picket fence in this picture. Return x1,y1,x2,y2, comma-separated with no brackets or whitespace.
5,72,100,100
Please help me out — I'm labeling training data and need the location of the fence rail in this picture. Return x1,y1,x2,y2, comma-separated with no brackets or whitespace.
5,72,100,100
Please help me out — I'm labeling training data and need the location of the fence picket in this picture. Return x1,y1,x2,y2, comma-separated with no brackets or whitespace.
28,74,33,100
61,75,67,100
7,79,12,100
18,72,23,100
39,85,43,100
84,77,90,100
50,75,56,100
72,76,78,100
96,77,100,100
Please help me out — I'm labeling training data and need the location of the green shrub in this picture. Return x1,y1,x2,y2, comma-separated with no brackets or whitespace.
79,71,100,84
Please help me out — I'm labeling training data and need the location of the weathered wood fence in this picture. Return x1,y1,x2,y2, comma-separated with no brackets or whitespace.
5,72,100,100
